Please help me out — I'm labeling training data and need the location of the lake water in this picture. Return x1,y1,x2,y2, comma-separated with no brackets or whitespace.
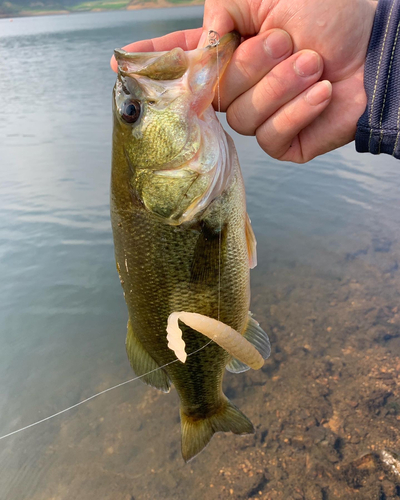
1,7,400,500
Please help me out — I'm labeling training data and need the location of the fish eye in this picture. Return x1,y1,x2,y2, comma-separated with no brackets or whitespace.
120,99,141,124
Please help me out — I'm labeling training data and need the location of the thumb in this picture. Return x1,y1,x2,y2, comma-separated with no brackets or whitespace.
198,0,238,48
199,0,258,48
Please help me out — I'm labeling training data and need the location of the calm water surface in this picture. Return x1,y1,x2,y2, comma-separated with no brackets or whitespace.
1,8,400,500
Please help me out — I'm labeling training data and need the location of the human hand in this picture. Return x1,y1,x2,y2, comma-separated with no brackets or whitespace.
111,0,377,163
198,0,377,162
110,28,331,163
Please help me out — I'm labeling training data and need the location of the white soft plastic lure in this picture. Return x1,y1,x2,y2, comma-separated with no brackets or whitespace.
167,311,265,369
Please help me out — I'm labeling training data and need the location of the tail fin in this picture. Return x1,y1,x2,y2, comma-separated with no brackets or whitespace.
180,399,254,462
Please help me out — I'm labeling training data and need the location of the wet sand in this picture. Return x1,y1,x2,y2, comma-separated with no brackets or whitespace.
4,238,399,500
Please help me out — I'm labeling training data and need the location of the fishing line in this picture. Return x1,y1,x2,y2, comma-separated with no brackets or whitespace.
0,340,214,442
0,32,224,444
208,30,221,114
208,29,222,322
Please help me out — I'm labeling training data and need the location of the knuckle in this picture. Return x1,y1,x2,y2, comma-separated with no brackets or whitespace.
256,125,280,159
234,56,254,82
280,106,297,129
259,73,287,102
277,139,312,164
289,155,308,164
226,103,255,136
256,118,314,164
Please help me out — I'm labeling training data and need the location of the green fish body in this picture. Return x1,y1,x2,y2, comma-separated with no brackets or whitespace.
111,33,270,461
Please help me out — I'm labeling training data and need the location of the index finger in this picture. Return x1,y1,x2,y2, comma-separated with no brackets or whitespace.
110,27,202,73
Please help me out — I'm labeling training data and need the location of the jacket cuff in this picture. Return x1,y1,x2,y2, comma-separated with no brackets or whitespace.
356,0,400,158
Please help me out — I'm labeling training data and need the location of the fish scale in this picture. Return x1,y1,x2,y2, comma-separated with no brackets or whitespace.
112,150,249,383
111,32,270,461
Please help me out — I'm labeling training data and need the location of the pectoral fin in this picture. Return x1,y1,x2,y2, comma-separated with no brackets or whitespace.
126,319,171,393
245,214,257,269
166,311,268,370
226,314,271,373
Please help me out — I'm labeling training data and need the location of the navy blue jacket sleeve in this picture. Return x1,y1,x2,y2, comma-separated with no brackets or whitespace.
356,0,400,158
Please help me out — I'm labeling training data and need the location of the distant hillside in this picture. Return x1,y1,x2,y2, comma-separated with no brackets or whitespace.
0,0,203,18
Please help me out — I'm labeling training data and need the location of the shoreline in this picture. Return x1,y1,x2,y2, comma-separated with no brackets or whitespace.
0,1,203,19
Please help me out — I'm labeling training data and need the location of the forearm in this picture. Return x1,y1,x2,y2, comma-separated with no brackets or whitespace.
356,0,400,158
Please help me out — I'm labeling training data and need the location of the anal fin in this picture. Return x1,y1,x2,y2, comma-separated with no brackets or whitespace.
126,319,171,393
226,313,271,374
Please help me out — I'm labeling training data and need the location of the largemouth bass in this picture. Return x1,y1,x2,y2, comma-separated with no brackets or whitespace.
111,32,270,462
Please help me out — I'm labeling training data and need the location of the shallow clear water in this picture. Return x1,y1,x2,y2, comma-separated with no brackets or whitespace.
1,7,400,500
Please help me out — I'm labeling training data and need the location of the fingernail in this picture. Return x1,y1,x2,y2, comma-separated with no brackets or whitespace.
264,30,292,59
294,51,321,77
306,80,332,106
